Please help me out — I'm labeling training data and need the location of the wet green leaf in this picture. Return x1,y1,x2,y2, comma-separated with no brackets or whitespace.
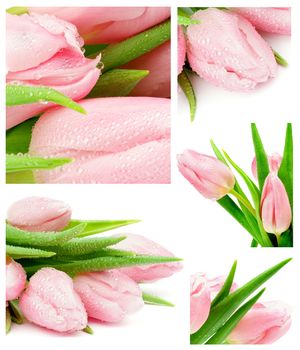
142,293,174,307
178,69,196,121
6,245,56,259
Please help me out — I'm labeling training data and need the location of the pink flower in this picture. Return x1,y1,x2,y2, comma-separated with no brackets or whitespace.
29,97,170,184
261,173,292,235
73,270,143,323
29,7,170,44
19,268,87,333
232,8,291,35
6,13,101,129
177,149,235,200
7,196,71,232
113,233,182,282
123,41,170,98
186,8,277,91
227,301,291,344
251,153,282,180
178,25,186,75
6,257,27,301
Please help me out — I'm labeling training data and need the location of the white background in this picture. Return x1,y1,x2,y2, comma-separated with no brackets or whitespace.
1,0,299,349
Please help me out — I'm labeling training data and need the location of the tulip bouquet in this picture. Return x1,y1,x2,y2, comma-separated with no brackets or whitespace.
178,7,291,120
190,259,292,344
6,197,182,335
178,123,293,247
6,6,171,184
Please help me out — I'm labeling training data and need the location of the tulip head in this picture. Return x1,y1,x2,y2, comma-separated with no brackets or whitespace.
251,152,282,180
227,301,291,344
260,173,292,235
113,233,182,282
6,256,27,301
177,149,235,200
19,268,87,333
7,196,71,232
73,270,143,323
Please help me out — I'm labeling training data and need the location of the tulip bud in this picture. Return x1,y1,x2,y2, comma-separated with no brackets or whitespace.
186,8,277,91
260,173,292,235
6,256,27,301
113,233,182,282
29,97,170,184
19,268,87,333
177,149,235,200
7,196,71,232
232,8,291,35
251,153,282,180
178,25,186,75
73,270,143,323
227,301,291,344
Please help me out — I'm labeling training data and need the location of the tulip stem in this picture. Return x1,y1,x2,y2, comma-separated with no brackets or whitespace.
229,189,256,217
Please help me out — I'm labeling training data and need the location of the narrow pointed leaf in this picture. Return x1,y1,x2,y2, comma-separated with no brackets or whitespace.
101,20,170,72
88,69,149,98
190,258,291,344
6,7,28,15
178,15,200,26
142,293,174,307
6,170,35,184
273,49,288,67
178,69,196,121
6,223,86,247
206,289,265,344
8,300,25,325
6,85,86,114
6,245,56,259
6,308,12,334
82,325,94,335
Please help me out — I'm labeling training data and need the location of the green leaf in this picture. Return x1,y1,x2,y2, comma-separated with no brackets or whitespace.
67,219,140,238
178,15,200,26
6,154,72,173
24,255,182,277
82,325,94,335
142,293,174,307
6,245,56,259
6,7,28,15
273,49,288,67
178,69,197,121
88,69,149,98
190,258,291,344
6,117,38,154
211,261,237,307
6,170,35,184
84,44,108,57
278,123,293,210
251,123,270,190
6,308,12,334
8,300,25,325
6,223,86,248
101,20,170,72
206,289,265,344
6,85,86,114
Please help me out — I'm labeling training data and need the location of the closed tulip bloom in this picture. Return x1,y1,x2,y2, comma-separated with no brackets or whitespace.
6,256,27,301
7,196,71,232
232,8,291,35
19,268,87,333
29,97,170,184
6,13,101,129
251,153,282,180
178,26,186,75
261,173,292,235
29,7,170,44
186,8,277,91
73,270,143,323
177,150,235,200
123,41,170,97
227,301,291,344
113,233,182,282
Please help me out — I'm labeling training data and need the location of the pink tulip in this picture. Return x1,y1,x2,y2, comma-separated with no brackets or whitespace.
7,196,71,232
6,13,101,129
29,97,170,184
227,301,291,344
251,153,282,180
19,268,87,333
178,26,186,75
177,149,235,200
113,233,182,282
123,41,170,98
29,7,170,44
6,256,27,301
232,8,291,35
73,270,143,323
186,8,277,91
261,173,292,235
